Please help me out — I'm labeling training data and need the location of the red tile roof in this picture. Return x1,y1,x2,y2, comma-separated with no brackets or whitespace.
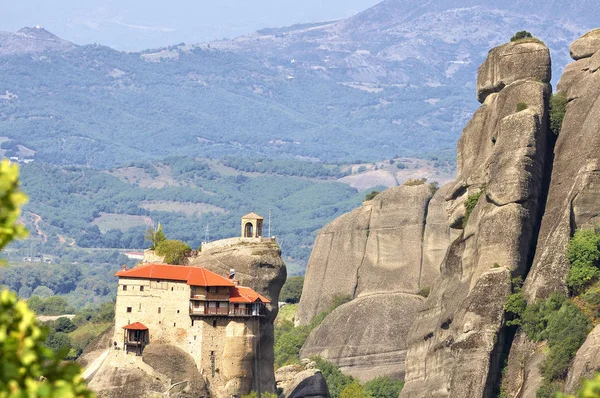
115,264,235,287
123,322,148,330
230,286,270,303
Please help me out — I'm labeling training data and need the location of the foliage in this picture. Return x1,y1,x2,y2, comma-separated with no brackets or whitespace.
363,376,404,398
557,373,600,398
403,178,427,186
567,229,600,294
429,181,440,195
418,287,430,298
463,190,484,227
540,301,591,380
311,357,356,398
144,224,166,250
280,276,304,304
155,239,191,265
536,381,561,398
523,293,591,395
511,31,533,41
516,102,528,112
0,290,95,397
550,93,568,136
365,191,380,201
0,160,28,255
340,380,365,398
51,317,77,333
504,277,526,326
27,295,74,315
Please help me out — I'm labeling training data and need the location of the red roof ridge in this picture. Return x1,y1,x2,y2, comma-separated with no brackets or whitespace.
123,322,148,330
115,263,235,287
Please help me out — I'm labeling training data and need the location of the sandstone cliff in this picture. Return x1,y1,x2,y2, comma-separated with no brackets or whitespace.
86,239,285,398
501,29,600,397
297,183,453,380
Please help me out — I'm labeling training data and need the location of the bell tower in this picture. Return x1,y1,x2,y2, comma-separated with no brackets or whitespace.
241,212,263,238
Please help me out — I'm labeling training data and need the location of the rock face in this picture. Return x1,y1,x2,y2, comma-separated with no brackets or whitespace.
296,183,452,379
400,40,551,397
523,28,600,303
565,325,600,393
502,28,600,396
276,361,330,398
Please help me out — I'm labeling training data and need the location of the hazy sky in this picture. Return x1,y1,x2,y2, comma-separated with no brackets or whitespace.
0,0,382,50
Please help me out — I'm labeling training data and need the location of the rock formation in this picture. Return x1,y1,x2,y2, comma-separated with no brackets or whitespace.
86,238,285,398
297,183,452,380
501,28,600,396
275,360,330,398
399,38,551,397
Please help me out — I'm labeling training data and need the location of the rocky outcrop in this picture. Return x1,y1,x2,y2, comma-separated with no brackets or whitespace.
276,360,330,398
188,239,286,395
570,28,600,60
565,325,600,393
502,28,600,396
88,344,207,398
400,39,551,397
296,183,451,379
523,28,600,303
477,40,552,103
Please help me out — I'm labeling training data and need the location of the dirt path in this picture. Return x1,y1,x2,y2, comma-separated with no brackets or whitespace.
27,212,47,243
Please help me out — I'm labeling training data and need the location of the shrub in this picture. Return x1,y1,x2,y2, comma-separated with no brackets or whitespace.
567,229,600,294
155,239,191,265
340,380,365,398
403,178,427,186
536,380,561,398
418,287,430,298
280,276,304,304
522,293,566,342
429,181,440,195
364,376,404,398
511,31,533,41
505,277,526,326
516,102,528,112
463,190,484,227
550,93,568,136
365,190,380,201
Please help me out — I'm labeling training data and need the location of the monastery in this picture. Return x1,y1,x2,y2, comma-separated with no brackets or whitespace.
108,212,275,397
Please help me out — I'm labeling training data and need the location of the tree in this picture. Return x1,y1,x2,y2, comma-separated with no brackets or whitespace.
144,223,166,250
155,239,191,265
0,159,94,397
280,276,304,304
511,31,533,41
364,376,404,398
340,381,365,398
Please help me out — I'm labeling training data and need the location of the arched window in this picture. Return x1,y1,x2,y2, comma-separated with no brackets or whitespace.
244,222,254,237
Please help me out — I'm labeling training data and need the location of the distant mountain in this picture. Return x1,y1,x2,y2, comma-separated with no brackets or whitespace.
0,1,597,168
0,27,76,56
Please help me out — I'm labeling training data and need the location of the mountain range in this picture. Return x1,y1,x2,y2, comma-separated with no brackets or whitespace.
1,0,597,168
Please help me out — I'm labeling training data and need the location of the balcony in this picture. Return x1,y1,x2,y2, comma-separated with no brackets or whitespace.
189,307,229,316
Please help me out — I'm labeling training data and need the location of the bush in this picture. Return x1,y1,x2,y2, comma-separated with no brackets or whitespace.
364,376,404,398
340,380,365,398
418,287,430,298
550,93,568,136
280,276,304,304
511,31,533,41
365,190,380,201
516,102,528,112
505,277,526,326
155,239,192,265
536,380,561,398
463,190,484,227
567,229,600,294
403,178,427,186
522,293,566,342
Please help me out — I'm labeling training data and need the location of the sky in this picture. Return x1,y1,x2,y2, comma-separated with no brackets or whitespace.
0,0,382,50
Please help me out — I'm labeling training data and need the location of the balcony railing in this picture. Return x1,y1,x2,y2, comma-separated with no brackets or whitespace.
188,306,260,317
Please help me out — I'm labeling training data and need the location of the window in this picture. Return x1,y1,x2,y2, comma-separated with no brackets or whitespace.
171,287,174,291
126,307,132,313
140,286,144,292
138,303,142,311
177,310,180,313
174,323,176,327
212,320,217,328
191,320,195,327
123,285,127,291
158,307,161,314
